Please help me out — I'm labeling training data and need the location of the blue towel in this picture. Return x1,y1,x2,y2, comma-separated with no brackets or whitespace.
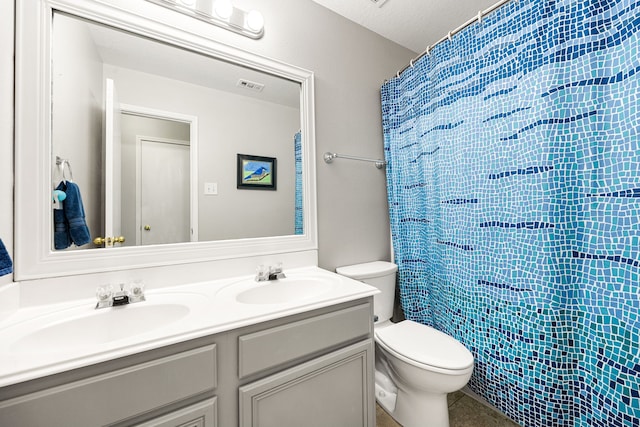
63,181,91,246
54,181,91,249
53,206,71,250
0,238,12,276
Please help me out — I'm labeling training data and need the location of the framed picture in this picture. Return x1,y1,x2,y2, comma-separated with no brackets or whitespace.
237,154,277,190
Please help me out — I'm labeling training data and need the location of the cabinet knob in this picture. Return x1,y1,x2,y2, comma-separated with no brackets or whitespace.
144,225,151,231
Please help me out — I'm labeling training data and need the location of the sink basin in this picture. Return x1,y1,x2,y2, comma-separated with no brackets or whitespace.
10,293,207,352
230,277,336,305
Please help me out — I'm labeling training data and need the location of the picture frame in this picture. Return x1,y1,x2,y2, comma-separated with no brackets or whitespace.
237,154,277,190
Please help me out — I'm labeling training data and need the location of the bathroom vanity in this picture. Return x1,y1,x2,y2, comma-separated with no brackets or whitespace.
0,269,377,426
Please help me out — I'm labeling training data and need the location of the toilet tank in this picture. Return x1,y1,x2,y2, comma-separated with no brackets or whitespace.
336,261,398,323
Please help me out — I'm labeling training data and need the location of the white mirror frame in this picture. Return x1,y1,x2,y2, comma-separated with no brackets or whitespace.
15,0,317,280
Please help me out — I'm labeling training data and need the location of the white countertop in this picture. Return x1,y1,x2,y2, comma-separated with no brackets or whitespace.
0,266,377,388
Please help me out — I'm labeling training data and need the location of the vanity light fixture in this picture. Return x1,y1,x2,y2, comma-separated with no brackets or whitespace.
213,0,233,20
146,0,265,39
246,10,265,32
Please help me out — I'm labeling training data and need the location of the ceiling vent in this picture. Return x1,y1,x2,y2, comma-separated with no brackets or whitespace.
370,0,389,7
236,79,265,92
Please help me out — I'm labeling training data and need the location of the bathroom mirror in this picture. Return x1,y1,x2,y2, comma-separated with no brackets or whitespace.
15,0,317,279
51,12,302,248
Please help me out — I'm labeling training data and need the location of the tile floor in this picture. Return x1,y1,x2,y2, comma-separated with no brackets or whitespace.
376,390,521,427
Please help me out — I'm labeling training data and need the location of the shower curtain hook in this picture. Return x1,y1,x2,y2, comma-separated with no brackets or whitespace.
478,10,483,23
396,70,400,78
425,45,430,56
410,59,414,68
447,31,452,42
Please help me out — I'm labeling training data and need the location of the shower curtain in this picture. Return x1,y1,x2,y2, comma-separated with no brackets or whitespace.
381,0,640,425
294,131,303,235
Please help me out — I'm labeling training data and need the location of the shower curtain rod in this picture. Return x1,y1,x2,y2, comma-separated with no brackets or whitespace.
392,0,513,79
323,152,387,169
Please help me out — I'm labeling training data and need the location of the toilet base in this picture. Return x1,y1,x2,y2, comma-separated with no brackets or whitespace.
391,386,450,427
375,370,398,413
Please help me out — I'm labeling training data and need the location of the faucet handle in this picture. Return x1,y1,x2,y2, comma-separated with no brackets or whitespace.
95,284,114,309
255,264,269,281
127,280,146,303
96,284,114,302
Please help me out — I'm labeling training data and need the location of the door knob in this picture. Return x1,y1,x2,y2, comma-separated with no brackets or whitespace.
144,225,151,231
93,236,126,246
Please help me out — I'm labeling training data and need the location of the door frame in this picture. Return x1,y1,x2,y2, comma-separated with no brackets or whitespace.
120,103,199,243
104,78,122,247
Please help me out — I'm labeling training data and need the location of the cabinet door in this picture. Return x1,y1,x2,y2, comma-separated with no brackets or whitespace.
134,398,217,427
239,340,374,427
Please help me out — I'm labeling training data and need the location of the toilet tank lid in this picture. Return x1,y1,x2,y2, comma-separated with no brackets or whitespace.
335,261,397,280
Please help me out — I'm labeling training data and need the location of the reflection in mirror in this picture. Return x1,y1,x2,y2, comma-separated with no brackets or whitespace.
51,12,302,250
121,112,193,246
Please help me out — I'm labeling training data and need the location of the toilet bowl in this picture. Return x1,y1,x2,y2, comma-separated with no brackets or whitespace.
336,261,474,427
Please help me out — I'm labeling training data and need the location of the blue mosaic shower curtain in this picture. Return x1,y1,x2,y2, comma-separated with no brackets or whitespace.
381,0,640,425
294,131,303,235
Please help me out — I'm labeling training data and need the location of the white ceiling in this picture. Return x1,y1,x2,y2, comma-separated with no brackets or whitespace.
76,15,300,109
312,0,501,53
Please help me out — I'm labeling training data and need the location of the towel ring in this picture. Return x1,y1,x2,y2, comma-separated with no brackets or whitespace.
55,156,74,183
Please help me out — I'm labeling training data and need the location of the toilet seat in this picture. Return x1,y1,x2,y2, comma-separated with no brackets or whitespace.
375,320,473,372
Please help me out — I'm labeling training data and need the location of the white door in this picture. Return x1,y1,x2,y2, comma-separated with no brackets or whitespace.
138,137,190,245
104,78,123,247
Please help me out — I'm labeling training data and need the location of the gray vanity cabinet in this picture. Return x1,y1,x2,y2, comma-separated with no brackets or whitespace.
0,298,374,427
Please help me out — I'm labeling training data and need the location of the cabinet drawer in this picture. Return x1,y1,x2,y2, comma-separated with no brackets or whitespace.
135,397,217,427
238,303,371,378
0,344,217,427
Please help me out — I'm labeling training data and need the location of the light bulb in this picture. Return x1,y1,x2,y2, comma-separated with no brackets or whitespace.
246,10,264,32
213,0,233,19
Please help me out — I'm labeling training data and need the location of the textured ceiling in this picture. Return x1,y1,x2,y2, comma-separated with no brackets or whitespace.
312,0,501,53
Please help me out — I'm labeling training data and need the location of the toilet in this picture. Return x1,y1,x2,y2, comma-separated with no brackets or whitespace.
336,261,474,427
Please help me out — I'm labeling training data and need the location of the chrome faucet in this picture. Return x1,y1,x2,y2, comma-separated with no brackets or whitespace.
95,281,146,309
255,263,286,282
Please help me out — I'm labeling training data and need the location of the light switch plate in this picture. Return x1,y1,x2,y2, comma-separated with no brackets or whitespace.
204,182,218,195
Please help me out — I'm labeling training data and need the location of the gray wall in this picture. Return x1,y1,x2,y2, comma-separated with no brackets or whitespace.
220,0,415,270
2,0,415,281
